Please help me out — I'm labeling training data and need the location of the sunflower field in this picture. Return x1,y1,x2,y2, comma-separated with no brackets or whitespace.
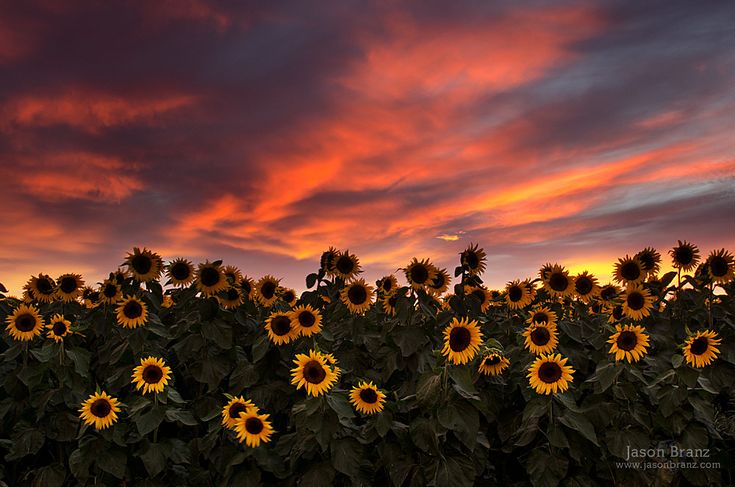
1,243,734,486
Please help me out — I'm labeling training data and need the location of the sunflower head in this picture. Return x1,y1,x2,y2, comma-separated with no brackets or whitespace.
614,255,645,285
279,287,298,307
291,350,340,397
538,263,555,284
523,322,559,355
116,296,148,329
478,352,510,376
706,249,734,284
527,353,574,395
265,311,298,345
234,408,274,448
404,258,437,290
218,287,244,309
376,275,399,296
331,251,361,280
527,306,557,327
573,272,599,303
670,240,700,272
290,305,322,336
622,284,655,321
240,276,256,300
683,330,721,368
221,396,255,429
505,279,533,310
125,247,163,282
340,279,374,314
428,267,451,295
460,243,487,275
46,314,71,343
255,275,281,307
167,258,195,287
196,261,229,296
598,283,620,305
222,265,243,286
543,265,573,298
27,273,57,303
636,247,661,277
81,286,100,309
464,286,492,312
349,381,386,415
441,317,483,365
98,278,122,305
79,391,121,430
5,304,44,341
382,292,401,317
132,356,172,395
320,246,340,276
608,324,649,363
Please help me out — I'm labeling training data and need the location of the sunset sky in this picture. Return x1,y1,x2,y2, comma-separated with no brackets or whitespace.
1,1,734,294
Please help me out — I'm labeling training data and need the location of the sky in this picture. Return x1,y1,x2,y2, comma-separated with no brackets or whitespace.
1,0,734,294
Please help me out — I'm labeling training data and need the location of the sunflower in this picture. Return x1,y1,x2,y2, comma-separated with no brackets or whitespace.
340,279,374,314
478,353,510,376
331,251,361,280
573,272,599,303
265,311,298,345
376,275,399,296
291,350,340,397
79,391,121,430
241,276,256,301
279,287,298,307
465,286,492,312
349,381,386,414
234,409,274,447
527,306,557,328
167,258,195,287
221,396,256,429
523,322,559,355
636,247,661,277
27,274,56,303
670,240,700,272
196,261,229,296
5,304,44,341
320,246,340,276
621,285,655,321
382,293,400,316
125,247,162,282
706,249,734,284
404,258,437,290
428,267,451,295
460,243,487,275
598,283,620,306
683,330,721,368
222,265,243,286
218,287,244,309
505,280,533,309
290,305,322,336
441,317,483,365
607,304,624,324
52,273,84,302
131,356,172,395
81,286,99,308
98,279,122,305
543,265,573,298
527,354,574,395
116,296,148,329
538,263,555,284
608,324,649,363
46,314,71,343
614,255,645,285
322,352,340,377
255,275,280,307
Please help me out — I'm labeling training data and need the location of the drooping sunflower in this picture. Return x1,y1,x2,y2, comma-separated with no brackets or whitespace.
125,247,163,282
234,409,274,447
404,258,437,290
607,304,624,324
527,306,558,328
621,285,655,321
523,322,559,355
527,353,574,395
706,248,734,284
636,247,661,277
505,280,533,309
218,287,244,309
465,286,492,312
46,314,71,343
538,262,555,284
221,396,255,429
167,258,195,287
376,275,399,296
428,267,451,295
608,324,650,363
291,350,340,397
331,250,361,280
196,261,229,296
573,272,599,303
241,276,256,301
27,274,57,303
98,279,122,305
543,265,573,298
460,243,487,275
5,304,45,341
222,265,243,286
116,296,148,329
80,286,99,309
598,283,620,307
79,391,121,430
112,267,129,284
320,246,339,276
52,273,83,302
349,381,386,415
340,279,374,314
279,287,298,307
669,240,700,272
382,293,400,316
255,275,280,307
441,317,483,365
290,305,322,336
683,330,721,368
264,311,298,345
478,353,511,376
131,356,172,395
614,255,645,285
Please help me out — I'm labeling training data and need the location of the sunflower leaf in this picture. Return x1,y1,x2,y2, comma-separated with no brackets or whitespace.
527,450,568,487
330,437,362,478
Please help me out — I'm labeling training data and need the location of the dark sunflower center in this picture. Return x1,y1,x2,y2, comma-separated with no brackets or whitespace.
171,262,191,280
612,305,624,320
532,312,548,324
37,278,54,294
471,289,486,303
508,286,523,302
16,313,37,332
464,251,479,269
124,300,143,319
530,327,551,346
347,285,367,305
674,247,693,265
303,360,327,384
484,355,501,366
282,291,295,302
575,277,593,295
200,267,220,287
620,262,641,281
449,326,472,352
52,321,67,336
639,253,655,271
261,281,276,299
132,254,152,274
388,296,398,308
59,276,77,293
409,264,429,284
382,280,393,292
103,284,118,298
298,311,316,328
616,331,638,351
142,365,164,383
224,288,239,301
245,417,264,434
359,388,378,404
549,273,569,292
600,286,617,301
90,399,112,418
87,291,99,301
431,274,446,289
335,255,355,275
689,337,708,355
538,362,562,383
229,403,249,419
271,316,292,336
627,292,645,310
242,281,252,295
709,256,728,277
